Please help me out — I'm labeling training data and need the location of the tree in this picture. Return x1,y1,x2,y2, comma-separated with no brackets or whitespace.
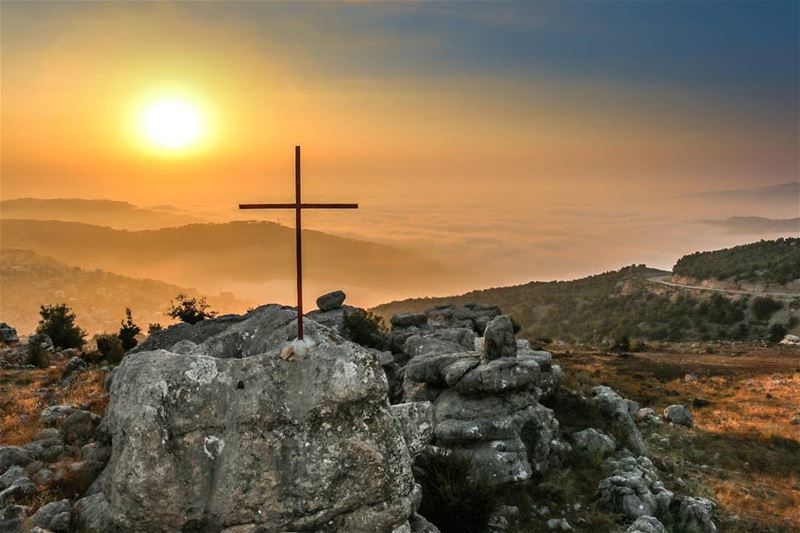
96,334,125,364
118,307,141,351
148,323,163,335
36,303,86,349
343,309,387,349
751,297,783,321
167,293,217,324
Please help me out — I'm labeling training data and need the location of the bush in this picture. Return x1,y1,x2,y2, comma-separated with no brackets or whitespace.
751,297,783,321
118,307,141,351
36,303,86,349
147,323,163,335
343,309,387,349
96,334,125,364
168,293,217,324
768,323,787,343
414,449,499,533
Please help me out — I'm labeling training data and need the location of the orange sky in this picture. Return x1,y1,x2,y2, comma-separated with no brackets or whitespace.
1,2,798,295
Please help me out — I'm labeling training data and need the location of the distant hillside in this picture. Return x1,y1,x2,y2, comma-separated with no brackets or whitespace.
0,219,453,304
673,238,800,284
691,181,799,204
701,216,800,235
373,264,799,345
0,249,242,335
0,198,205,230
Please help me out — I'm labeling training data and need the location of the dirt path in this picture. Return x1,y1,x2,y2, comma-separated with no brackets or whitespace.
646,274,800,299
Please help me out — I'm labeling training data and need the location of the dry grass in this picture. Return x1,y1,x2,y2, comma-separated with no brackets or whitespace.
553,342,800,532
0,359,108,445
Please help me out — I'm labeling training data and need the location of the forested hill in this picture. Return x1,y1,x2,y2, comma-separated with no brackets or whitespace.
372,264,799,345
673,238,800,284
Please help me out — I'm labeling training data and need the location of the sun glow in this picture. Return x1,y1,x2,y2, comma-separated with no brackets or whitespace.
140,98,204,151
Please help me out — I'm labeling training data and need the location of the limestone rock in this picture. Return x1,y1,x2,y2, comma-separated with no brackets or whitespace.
596,456,673,522
663,405,693,428
0,504,30,533
571,428,616,457
316,290,346,311
62,357,88,380
591,386,646,456
674,496,717,533
391,312,428,329
483,315,517,360
61,410,101,446
31,499,71,532
626,516,666,533
0,323,18,345
455,356,540,395
88,314,419,532
391,402,434,457
0,447,32,473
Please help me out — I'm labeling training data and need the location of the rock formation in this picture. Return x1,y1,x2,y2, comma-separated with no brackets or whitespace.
75,305,429,532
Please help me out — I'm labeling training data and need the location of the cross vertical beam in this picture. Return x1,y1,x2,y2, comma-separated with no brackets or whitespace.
295,145,303,340
239,146,358,340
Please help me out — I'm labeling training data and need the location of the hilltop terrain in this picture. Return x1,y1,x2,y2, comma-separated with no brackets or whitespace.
373,240,800,346
0,219,454,305
0,198,206,230
0,249,240,335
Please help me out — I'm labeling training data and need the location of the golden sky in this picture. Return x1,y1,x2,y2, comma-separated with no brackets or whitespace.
1,2,798,294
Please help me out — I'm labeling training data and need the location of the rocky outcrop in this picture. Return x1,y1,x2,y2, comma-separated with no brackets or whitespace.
401,315,565,485
0,323,18,345
75,306,426,532
483,315,517,360
596,456,673,522
626,516,666,533
591,386,646,456
571,428,616,458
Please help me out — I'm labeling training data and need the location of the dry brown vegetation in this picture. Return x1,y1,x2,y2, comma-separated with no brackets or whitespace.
0,359,108,445
553,342,800,532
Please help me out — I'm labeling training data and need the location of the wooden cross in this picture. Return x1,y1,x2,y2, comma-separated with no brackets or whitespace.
239,146,358,340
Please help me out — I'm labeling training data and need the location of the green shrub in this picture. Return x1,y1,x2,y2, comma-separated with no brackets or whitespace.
168,293,217,324
768,323,787,343
147,323,163,334
96,334,125,364
751,296,783,321
36,303,86,349
118,307,141,351
343,309,387,349
414,449,499,533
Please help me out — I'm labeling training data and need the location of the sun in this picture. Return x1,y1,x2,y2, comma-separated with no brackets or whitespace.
140,99,204,150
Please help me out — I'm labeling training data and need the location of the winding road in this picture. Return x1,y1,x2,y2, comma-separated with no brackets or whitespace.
646,274,800,299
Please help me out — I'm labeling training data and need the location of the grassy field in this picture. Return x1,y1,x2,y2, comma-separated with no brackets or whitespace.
552,342,800,532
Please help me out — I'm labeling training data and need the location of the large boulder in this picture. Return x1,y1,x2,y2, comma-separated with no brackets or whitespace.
483,315,517,360
591,386,646,456
571,428,616,458
78,308,420,532
30,499,71,532
391,313,428,330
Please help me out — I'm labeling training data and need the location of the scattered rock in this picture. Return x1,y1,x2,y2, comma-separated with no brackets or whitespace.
674,496,717,533
663,405,693,428
571,428,616,457
779,334,800,345
626,515,666,533
635,408,662,427
591,386,646,455
40,405,80,427
483,315,517,360
316,290,346,311
391,312,428,329
0,323,19,345
0,476,35,504
0,504,30,533
62,357,89,380
0,447,32,472
30,499,71,532
547,518,573,530
597,456,673,521
61,410,101,446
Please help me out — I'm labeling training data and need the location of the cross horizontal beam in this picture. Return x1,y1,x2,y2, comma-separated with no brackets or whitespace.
239,203,358,209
